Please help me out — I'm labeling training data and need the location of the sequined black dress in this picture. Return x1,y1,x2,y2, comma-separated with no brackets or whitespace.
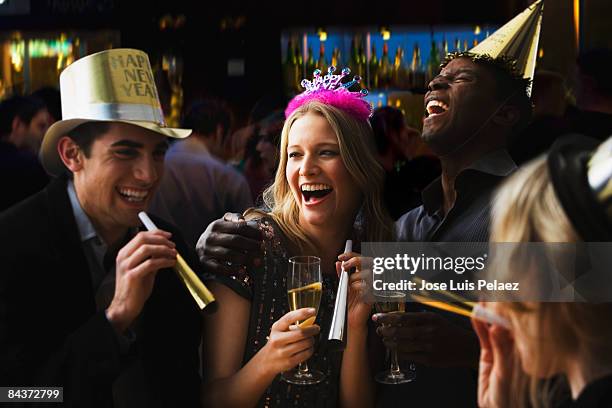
220,216,342,408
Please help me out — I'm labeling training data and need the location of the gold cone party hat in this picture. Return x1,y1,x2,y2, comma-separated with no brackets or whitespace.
588,137,612,220
41,48,191,176
444,0,544,97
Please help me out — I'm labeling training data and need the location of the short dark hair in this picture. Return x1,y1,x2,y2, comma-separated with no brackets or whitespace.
67,122,111,157
0,95,46,139
248,94,287,124
370,106,405,153
31,87,62,122
182,99,231,137
577,48,612,96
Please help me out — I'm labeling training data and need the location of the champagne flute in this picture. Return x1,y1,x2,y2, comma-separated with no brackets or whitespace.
282,256,325,385
374,291,415,384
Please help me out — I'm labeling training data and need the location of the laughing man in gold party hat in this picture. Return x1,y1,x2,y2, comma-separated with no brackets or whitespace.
0,48,206,407
379,2,545,406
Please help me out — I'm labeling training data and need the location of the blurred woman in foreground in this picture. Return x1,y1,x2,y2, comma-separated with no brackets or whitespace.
475,135,612,408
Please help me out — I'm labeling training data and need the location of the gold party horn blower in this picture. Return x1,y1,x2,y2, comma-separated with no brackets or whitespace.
138,212,216,311
410,277,509,328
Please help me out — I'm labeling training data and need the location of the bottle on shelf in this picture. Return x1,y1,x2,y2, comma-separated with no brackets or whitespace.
409,42,424,90
441,38,449,60
358,42,366,78
283,38,299,94
317,43,327,74
350,37,359,70
427,39,441,84
393,46,406,89
306,46,315,75
294,41,303,89
379,42,391,89
368,44,379,89
350,36,365,77
331,47,341,69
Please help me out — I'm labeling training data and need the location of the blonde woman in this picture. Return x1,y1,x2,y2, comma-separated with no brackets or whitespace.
201,68,393,408
474,136,612,408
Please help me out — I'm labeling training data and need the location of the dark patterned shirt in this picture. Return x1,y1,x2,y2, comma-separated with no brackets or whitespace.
220,217,342,408
396,149,517,243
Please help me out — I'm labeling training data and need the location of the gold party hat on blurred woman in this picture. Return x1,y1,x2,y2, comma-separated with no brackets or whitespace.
444,0,544,96
548,134,612,242
588,137,612,220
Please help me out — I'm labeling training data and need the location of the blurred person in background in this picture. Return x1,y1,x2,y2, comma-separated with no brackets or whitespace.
241,110,285,203
370,106,440,219
31,86,62,124
532,70,569,118
0,95,51,211
0,94,51,155
511,49,612,164
150,98,252,248
567,48,612,139
225,94,286,167
255,111,284,175
510,70,570,164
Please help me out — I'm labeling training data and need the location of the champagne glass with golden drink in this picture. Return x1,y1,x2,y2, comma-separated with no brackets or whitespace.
282,256,325,385
374,291,415,384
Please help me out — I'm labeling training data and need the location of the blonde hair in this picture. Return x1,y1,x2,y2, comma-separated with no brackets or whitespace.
491,156,578,243
491,156,612,407
246,101,393,252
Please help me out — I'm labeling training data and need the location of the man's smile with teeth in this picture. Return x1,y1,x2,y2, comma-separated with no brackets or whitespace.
426,100,449,116
117,187,149,202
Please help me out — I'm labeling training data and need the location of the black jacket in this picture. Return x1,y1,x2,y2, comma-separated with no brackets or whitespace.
0,177,203,407
0,141,48,212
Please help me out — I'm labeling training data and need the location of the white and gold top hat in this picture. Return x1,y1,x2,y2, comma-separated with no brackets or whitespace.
41,48,191,176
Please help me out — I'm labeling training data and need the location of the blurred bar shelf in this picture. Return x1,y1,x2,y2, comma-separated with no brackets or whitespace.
281,25,498,129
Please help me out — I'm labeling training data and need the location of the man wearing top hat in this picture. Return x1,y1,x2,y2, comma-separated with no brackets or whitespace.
0,49,204,407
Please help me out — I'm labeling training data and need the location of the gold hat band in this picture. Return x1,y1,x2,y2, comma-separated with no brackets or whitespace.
67,102,166,126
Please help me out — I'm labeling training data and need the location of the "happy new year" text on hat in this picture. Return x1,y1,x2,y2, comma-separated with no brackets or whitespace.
40,48,191,176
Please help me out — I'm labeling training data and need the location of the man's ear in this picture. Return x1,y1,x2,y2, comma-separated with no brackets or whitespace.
214,123,228,153
8,117,26,145
215,123,226,142
11,116,25,132
57,136,84,172
492,104,520,128
388,128,401,145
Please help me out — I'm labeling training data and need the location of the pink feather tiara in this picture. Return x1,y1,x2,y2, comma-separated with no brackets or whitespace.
285,66,372,122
